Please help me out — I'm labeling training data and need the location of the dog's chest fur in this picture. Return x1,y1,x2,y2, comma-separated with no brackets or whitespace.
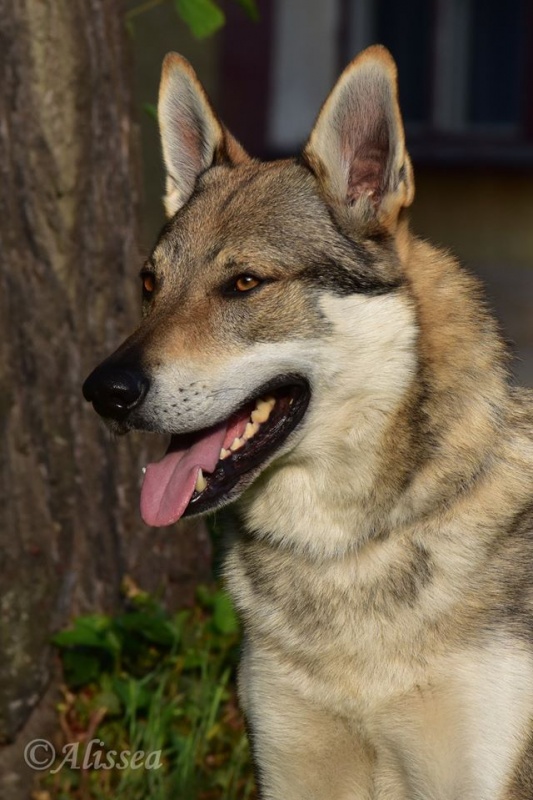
225,510,533,797
227,526,453,714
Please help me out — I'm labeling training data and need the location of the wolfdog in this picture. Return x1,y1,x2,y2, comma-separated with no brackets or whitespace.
83,45,533,799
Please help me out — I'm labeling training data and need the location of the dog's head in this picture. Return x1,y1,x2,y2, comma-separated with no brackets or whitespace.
83,46,417,528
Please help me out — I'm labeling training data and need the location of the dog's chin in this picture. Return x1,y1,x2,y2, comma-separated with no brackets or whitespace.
137,376,311,526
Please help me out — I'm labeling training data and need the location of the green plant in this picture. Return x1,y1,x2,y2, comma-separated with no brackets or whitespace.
126,0,259,39
40,584,256,799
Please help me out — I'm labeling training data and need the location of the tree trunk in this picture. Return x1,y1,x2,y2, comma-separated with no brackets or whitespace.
0,0,211,785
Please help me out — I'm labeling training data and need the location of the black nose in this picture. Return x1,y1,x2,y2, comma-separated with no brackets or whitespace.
82,364,149,421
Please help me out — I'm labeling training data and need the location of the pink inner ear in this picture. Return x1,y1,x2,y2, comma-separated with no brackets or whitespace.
161,72,221,203
180,112,204,172
340,105,390,206
167,90,209,178
347,151,386,205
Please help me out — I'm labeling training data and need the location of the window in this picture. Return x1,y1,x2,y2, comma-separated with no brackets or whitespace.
258,0,533,163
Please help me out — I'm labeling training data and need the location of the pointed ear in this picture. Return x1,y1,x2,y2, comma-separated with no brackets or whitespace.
303,45,414,233
158,53,250,218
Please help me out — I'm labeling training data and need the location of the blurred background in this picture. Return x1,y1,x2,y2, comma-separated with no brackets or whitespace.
0,1,531,798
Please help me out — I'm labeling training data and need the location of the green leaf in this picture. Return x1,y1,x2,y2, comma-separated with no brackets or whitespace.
182,648,206,670
112,676,153,713
143,102,158,121
234,0,259,21
52,615,112,650
53,628,101,649
115,611,178,647
52,614,121,682
212,590,239,635
196,583,214,609
61,651,102,688
175,0,225,39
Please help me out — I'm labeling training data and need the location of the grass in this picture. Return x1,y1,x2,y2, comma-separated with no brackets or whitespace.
35,579,256,800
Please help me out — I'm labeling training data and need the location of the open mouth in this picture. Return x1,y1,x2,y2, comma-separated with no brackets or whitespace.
140,377,310,527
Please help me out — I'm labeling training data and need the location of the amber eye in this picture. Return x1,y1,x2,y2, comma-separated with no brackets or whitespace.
221,273,268,297
233,275,261,293
141,272,156,297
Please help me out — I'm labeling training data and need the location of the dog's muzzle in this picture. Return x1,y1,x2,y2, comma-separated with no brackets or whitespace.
82,363,149,421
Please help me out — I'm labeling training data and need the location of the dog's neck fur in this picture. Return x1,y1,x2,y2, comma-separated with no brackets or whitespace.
237,231,514,560
398,236,510,515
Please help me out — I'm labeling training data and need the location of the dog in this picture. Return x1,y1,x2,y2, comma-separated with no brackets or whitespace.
83,45,533,799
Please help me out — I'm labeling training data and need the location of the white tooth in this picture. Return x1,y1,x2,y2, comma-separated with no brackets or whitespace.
230,437,244,452
141,467,146,475
244,422,260,440
265,396,276,409
195,469,207,493
252,400,272,424
220,448,231,460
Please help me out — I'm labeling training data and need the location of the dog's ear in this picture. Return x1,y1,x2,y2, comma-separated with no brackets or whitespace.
158,53,250,218
303,45,414,233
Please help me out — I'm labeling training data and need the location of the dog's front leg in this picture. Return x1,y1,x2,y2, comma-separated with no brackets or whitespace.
239,642,373,800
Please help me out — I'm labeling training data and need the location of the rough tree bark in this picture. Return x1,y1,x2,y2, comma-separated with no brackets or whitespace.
0,0,211,792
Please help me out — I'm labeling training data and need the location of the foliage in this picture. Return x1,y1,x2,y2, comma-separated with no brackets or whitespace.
126,0,259,39
38,583,256,800
175,0,226,38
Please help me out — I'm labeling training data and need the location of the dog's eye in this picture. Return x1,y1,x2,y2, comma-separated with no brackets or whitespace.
229,275,261,294
141,272,156,298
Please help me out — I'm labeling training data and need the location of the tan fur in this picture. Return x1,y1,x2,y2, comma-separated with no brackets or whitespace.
87,46,533,798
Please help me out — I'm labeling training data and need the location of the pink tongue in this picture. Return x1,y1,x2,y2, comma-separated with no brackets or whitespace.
140,407,252,527
140,423,227,527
